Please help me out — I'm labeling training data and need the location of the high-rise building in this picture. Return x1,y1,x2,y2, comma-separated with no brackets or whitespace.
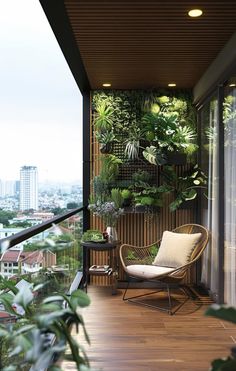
0,180,18,197
20,166,38,211
14,180,20,196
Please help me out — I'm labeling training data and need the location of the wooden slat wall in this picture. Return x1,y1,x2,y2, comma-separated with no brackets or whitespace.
89,99,196,285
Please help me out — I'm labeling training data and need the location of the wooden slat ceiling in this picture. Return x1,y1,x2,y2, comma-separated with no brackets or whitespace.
64,0,236,90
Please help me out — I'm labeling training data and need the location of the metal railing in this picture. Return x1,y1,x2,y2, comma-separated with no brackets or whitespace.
0,206,87,370
0,206,85,250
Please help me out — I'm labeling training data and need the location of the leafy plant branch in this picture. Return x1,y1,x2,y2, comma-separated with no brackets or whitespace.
0,279,91,370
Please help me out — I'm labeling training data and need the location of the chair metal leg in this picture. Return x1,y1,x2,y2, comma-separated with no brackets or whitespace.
123,279,130,301
166,284,172,315
123,280,192,315
169,285,191,315
123,280,173,314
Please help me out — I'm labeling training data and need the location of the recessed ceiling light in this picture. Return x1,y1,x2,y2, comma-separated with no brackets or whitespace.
168,83,176,87
229,83,236,87
102,83,111,87
188,9,203,17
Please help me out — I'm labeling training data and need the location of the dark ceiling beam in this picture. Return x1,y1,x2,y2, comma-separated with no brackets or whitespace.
39,0,91,93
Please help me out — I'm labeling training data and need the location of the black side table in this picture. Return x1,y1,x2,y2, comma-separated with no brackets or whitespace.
81,240,120,294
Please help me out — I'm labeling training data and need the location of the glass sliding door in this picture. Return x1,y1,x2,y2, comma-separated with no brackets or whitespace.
224,82,236,305
200,96,219,300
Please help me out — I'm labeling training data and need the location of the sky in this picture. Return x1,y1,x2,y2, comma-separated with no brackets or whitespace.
0,0,83,184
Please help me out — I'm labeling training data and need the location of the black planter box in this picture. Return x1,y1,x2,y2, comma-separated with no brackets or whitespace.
100,143,113,154
166,152,187,165
122,199,132,207
178,198,197,210
124,205,160,213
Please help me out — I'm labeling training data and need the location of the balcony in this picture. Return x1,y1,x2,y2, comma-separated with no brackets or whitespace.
1,1,236,369
0,207,234,370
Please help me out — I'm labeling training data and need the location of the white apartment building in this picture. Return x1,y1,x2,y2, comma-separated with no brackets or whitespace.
20,166,38,211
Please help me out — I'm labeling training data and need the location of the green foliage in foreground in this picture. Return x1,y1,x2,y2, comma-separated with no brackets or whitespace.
0,210,17,226
206,305,236,370
0,278,91,370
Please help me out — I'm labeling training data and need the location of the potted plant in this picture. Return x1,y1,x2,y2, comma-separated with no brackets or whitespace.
99,154,122,184
88,200,124,241
93,101,114,131
161,165,207,211
111,188,124,209
142,111,198,165
124,127,144,160
166,125,198,164
121,189,132,207
95,130,117,154
81,229,105,242
132,184,167,213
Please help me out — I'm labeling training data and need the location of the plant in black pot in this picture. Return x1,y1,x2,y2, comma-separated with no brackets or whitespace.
129,170,164,213
142,111,198,165
168,125,198,163
161,165,207,212
95,130,117,154
124,127,145,160
93,101,117,153
132,184,167,213
121,189,132,207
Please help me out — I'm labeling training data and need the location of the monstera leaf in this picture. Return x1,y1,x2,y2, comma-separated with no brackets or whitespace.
143,146,157,165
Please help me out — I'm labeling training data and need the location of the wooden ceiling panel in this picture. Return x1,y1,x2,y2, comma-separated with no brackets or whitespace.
63,0,236,89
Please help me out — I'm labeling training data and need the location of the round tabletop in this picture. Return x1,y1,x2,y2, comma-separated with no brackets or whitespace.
81,240,120,251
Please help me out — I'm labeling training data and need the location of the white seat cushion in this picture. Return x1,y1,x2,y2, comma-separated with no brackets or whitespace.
153,231,202,268
126,264,175,279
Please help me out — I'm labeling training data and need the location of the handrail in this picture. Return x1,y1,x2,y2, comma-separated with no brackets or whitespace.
0,206,86,250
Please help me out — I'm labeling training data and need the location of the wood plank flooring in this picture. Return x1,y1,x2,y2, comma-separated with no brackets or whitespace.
62,286,236,371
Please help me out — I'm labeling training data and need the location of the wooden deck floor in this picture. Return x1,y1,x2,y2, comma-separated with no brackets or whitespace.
62,286,236,371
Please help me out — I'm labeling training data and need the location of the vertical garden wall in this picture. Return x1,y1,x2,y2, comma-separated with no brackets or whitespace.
89,89,204,284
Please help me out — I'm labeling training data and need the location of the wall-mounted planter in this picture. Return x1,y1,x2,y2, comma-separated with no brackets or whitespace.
178,198,197,210
166,152,187,165
122,205,160,214
122,198,132,207
100,143,113,154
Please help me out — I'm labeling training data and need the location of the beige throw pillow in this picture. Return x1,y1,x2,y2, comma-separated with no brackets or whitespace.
153,231,202,268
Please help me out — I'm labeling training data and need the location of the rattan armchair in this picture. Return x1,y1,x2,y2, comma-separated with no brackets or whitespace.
120,223,209,315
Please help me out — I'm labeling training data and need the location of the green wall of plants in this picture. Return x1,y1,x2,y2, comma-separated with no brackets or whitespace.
91,89,206,213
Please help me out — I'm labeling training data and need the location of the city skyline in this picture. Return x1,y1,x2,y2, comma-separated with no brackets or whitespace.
0,0,83,184
0,165,82,186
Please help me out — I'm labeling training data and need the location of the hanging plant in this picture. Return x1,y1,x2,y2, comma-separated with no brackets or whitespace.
161,165,207,212
124,140,140,160
95,131,117,153
94,101,114,131
124,128,144,160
